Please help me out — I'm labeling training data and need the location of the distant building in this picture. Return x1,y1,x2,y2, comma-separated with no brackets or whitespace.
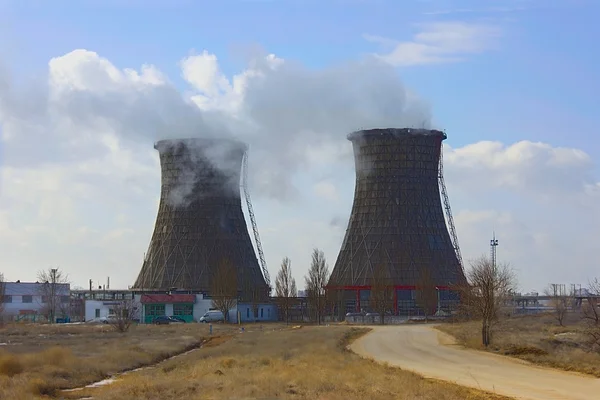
574,288,592,297
1,281,70,322
73,289,277,324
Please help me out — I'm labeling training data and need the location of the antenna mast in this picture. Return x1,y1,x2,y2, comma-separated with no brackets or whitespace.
439,144,464,273
490,232,499,267
241,151,271,291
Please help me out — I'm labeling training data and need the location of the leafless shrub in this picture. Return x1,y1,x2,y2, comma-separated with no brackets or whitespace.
0,273,5,324
109,299,138,333
582,278,600,326
211,258,238,323
582,278,600,352
326,284,345,322
275,257,297,324
544,285,569,326
369,261,393,325
415,266,437,322
241,275,264,322
456,255,516,347
583,299,599,325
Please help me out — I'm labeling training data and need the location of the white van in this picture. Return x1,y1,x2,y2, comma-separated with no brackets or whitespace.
199,310,225,323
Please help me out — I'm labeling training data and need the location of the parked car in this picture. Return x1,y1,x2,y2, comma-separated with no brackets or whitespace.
198,310,224,323
86,314,117,324
152,316,185,325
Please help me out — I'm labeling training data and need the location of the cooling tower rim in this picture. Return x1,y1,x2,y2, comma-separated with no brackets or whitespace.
347,128,446,141
154,137,249,152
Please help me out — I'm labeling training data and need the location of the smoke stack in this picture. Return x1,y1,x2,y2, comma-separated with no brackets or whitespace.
328,128,466,313
133,138,268,296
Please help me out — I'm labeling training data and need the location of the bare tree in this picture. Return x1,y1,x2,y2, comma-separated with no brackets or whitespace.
109,299,139,333
582,278,600,325
37,267,70,323
0,273,5,324
325,284,343,322
457,256,516,347
544,285,568,326
304,248,329,325
211,258,238,323
415,266,438,322
582,278,600,352
275,257,297,324
369,262,393,325
240,272,263,322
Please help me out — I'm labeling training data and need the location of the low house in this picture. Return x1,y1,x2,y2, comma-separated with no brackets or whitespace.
1,281,70,322
73,289,279,324
140,294,199,323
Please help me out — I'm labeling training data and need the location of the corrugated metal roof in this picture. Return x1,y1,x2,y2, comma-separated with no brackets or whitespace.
4,282,70,296
140,294,196,304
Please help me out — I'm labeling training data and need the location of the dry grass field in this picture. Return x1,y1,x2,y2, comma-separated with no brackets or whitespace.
61,325,510,400
0,322,250,399
438,313,600,377
0,322,512,400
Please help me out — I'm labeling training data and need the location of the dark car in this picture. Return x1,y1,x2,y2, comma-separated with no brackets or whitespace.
153,316,170,325
152,316,186,325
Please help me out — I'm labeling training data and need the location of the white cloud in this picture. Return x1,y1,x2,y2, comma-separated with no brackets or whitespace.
0,46,598,293
365,21,501,66
444,140,595,200
313,181,339,202
444,140,600,291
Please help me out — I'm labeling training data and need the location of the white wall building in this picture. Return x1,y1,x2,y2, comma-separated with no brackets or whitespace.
1,281,70,322
81,291,277,324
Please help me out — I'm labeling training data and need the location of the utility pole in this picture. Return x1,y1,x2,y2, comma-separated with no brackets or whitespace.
50,268,57,324
490,232,499,267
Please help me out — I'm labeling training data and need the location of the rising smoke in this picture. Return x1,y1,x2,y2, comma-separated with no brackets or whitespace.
0,48,433,204
158,138,246,208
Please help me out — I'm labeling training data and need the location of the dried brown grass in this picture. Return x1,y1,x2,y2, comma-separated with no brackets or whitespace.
438,313,600,377
76,326,510,400
0,322,251,399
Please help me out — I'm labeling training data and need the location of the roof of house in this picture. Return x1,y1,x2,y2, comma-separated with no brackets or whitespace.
4,282,70,296
140,294,196,304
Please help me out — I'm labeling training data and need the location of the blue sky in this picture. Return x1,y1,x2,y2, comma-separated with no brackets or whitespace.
0,0,599,291
3,0,599,153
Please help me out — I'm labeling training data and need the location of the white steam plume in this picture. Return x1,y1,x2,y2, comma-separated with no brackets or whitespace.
0,48,433,202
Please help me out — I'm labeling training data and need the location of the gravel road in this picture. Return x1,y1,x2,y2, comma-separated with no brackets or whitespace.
350,324,600,400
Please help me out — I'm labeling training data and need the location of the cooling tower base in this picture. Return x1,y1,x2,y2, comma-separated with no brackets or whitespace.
326,285,460,317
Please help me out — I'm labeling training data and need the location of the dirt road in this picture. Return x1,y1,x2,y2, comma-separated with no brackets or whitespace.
351,325,600,400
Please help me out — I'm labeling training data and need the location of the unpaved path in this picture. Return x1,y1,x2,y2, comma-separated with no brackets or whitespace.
351,325,600,400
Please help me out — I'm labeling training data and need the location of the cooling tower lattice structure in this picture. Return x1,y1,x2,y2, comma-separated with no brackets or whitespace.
327,128,466,316
133,138,268,297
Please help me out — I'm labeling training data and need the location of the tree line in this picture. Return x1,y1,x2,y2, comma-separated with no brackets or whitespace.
273,248,441,325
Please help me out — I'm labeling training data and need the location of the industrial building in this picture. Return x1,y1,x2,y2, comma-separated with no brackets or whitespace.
1,281,71,322
75,289,276,323
327,128,466,317
133,138,271,302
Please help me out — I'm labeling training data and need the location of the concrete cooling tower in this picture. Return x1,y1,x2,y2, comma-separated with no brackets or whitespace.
133,138,269,298
328,128,466,316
